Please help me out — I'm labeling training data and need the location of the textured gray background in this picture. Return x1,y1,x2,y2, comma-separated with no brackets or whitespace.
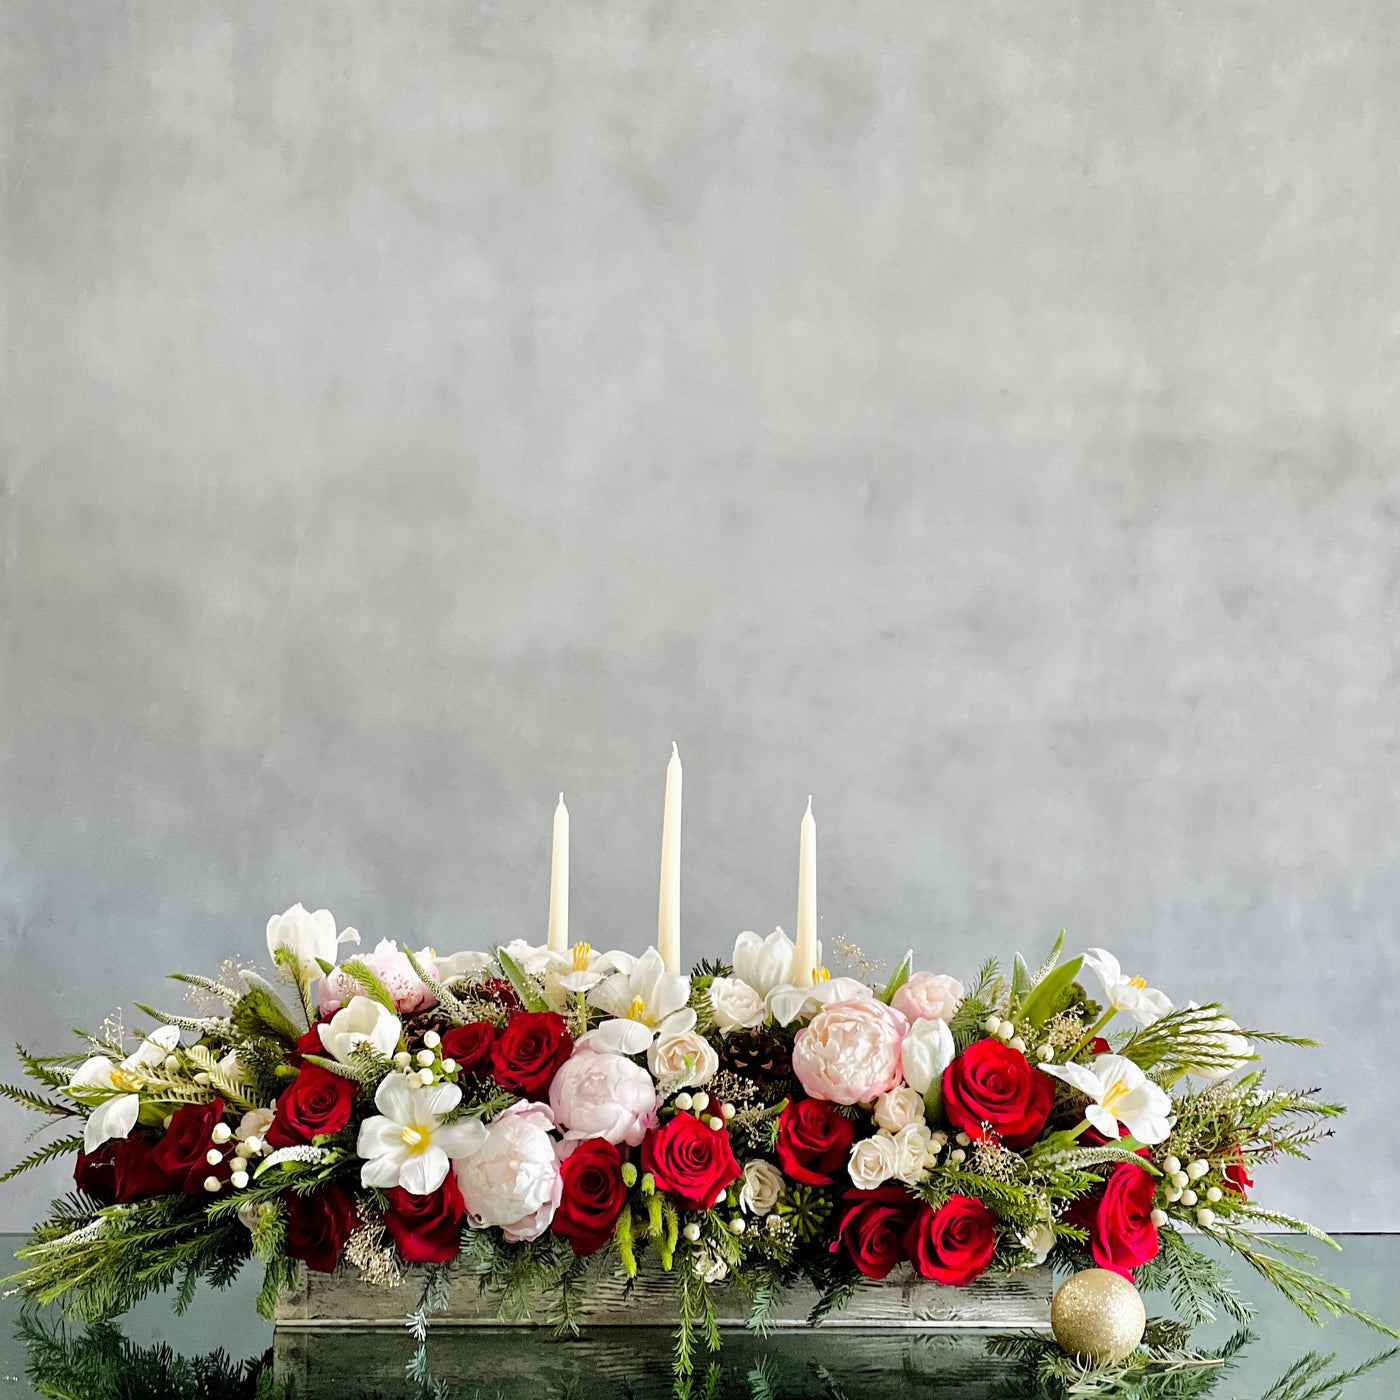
3,1,1399,1233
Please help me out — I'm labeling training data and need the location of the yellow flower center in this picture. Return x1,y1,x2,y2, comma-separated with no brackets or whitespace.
1129,976,1147,989
401,1126,427,1151
812,966,831,983
627,996,649,1023
572,942,593,972
1101,1081,1131,1114
109,1068,140,1093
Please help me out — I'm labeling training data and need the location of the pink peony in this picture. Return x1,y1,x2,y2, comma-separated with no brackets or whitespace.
320,939,438,1015
549,1049,659,1147
891,971,964,1025
792,998,908,1105
454,1101,561,1243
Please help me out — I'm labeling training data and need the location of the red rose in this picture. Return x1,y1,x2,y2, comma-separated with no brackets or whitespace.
832,1184,918,1279
265,1064,356,1149
384,1177,467,1264
775,1098,856,1186
1084,1161,1159,1276
74,1142,119,1204
289,1021,329,1067
942,1040,1054,1150
490,1012,573,1098
1081,1119,1151,1157
1224,1147,1253,1198
151,1099,227,1193
904,1195,998,1286
641,1113,741,1211
284,1184,359,1273
553,1139,628,1255
440,1022,496,1078
112,1132,181,1202
1089,1037,1111,1056
478,977,522,1013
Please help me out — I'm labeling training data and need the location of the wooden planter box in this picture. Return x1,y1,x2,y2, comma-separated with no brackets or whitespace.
274,1259,1054,1331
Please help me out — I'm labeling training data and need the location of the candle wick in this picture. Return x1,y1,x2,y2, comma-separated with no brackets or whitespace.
671,741,679,758
806,795,813,815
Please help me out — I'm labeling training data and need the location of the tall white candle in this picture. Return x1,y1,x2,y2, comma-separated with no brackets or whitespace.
547,794,569,953
794,796,817,987
657,743,682,974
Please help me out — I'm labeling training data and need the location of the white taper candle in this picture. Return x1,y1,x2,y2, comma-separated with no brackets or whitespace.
657,743,682,973
794,796,817,986
546,794,569,952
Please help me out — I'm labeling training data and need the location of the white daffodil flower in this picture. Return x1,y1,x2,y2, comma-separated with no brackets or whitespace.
356,1073,487,1195
69,1024,182,1153
265,903,360,978
731,929,819,996
767,975,874,1028
317,995,402,1064
1039,1053,1175,1145
584,948,693,1055
556,942,633,996
1082,948,1172,1026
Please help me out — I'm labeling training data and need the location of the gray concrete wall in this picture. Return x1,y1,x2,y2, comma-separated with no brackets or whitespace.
2,1,1397,1232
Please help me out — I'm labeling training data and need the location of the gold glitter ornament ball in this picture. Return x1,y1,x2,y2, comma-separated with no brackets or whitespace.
1050,1269,1147,1365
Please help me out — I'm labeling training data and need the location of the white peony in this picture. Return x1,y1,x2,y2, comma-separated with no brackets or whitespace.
873,1086,926,1132
900,1017,956,1096
648,1026,719,1089
548,1049,658,1146
317,995,402,1065
455,1101,562,1243
890,1121,934,1185
265,903,359,978
707,977,768,1032
848,1133,898,1191
739,1159,784,1215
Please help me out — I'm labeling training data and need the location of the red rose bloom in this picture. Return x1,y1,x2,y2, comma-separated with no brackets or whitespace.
1089,1037,1111,1056
642,1113,741,1211
265,1064,356,1149
1224,1147,1253,1198
289,1021,329,1068
941,1040,1054,1150
490,1012,573,1099
74,1142,119,1204
554,1139,628,1255
112,1132,181,1202
832,1184,918,1280
284,1184,359,1273
1085,1161,1159,1276
440,1022,496,1078
384,1177,467,1264
775,1098,856,1185
904,1195,998,1286
151,1099,227,1193
478,977,522,1013
1081,1119,1151,1157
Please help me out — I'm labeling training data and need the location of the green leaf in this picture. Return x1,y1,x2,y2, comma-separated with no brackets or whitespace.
494,944,550,1012
1011,953,1033,1001
335,958,399,1016
1032,931,1066,984
235,975,304,1042
878,950,913,1004
1019,955,1084,1028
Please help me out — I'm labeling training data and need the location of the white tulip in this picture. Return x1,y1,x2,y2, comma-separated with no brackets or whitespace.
900,1017,956,1096
265,903,359,978
584,948,693,1055
766,976,875,1029
69,1024,182,1154
1082,949,1172,1026
731,929,812,996
317,995,402,1065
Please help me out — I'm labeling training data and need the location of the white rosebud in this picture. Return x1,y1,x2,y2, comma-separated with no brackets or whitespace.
890,1122,934,1185
1206,1186,1222,1203
441,1059,458,1075
1150,1209,1168,1227
739,1160,784,1216
416,1050,435,1067
423,1031,441,1049
901,1017,955,1095
211,1124,232,1145
1163,1155,1182,1175
203,1176,222,1193
1180,1188,1198,1207
1187,1159,1209,1180
205,1149,223,1167
873,1087,925,1133
231,1170,249,1189
683,1222,701,1242
848,1134,899,1191
1196,1208,1216,1228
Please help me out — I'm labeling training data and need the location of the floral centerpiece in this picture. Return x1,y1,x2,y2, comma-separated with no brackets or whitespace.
4,904,1389,1375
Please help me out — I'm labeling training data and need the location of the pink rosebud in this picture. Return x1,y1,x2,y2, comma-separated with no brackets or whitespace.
892,971,964,1025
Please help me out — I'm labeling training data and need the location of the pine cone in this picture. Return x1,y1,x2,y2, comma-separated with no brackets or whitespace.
719,1030,792,1085
402,1007,455,1047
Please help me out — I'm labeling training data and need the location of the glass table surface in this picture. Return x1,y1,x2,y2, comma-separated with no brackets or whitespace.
2,1233,1396,1398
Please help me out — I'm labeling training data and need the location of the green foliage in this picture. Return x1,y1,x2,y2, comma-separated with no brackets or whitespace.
1018,955,1085,1028
403,948,473,1024
1,1133,86,1183
1134,1227,1253,1327
878,950,912,1004
493,945,551,1012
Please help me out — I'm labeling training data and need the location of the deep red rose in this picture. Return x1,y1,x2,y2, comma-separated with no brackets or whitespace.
288,1021,329,1067
942,1040,1054,1150
642,1113,741,1211
478,977,522,1013
490,1011,573,1098
554,1139,628,1255
440,1022,496,1078
775,1098,856,1186
1081,1119,1151,1157
832,1184,918,1280
151,1098,227,1194
384,1177,467,1264
265,1064,356,1149
112,1131,182,1202
284,1184,359,1273
1224,1146,1253,1198
1085,1161,1159,1276
1089,1037,1112,1056
74,1141,119,1204
904,1194,998,1286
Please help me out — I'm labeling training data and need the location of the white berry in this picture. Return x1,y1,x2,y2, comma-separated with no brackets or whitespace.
416,1049,435,1067
1171,1170,1189,1189
1180,1188,1198,1207
1150,1209,1168,1227
682,1222,701,1242
211,1123,232,1145
1036,1044,1055,1061
674,1093,693,1111
441,1058,458,1074
956,1132,971,1147
949,1149,966,1164
205,1149,223,1167
692,1092,710,1112
164,1055,181,1073
1009,1036,1026,1052
423,1031,441,1049
1187,1159,1209,1180
1162,1156,1182,1175
721,1102,736,1120
729,1217,745,1235
417,1068,435,1086
1165,1187,1182,1203
203,1176,222,1193
394,1052,412,1068
983,1016,1002,1035
1196,1208,1216,1228
231,1171,249,1190
1206,1186,1222,1203
244,1135,262,1155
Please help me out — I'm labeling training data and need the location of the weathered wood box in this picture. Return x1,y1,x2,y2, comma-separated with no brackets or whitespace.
274,1258,1054,1331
